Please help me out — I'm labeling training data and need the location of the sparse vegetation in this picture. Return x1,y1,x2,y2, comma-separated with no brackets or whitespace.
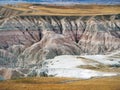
76,56,120,72
3,4,120,16
109,64,120,68
0,76,120,90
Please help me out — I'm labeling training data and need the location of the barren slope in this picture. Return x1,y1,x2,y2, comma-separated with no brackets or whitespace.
0,4,120,80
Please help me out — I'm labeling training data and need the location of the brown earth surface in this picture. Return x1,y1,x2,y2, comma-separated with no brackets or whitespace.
1,4,120,16
0,76,120,90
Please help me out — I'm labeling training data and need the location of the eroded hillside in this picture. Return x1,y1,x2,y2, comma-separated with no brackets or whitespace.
0,4,120,79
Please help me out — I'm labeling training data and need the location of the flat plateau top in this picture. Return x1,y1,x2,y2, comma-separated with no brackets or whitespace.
2,4,120,16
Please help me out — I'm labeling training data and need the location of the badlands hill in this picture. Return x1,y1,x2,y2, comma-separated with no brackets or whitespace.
0,4,120,80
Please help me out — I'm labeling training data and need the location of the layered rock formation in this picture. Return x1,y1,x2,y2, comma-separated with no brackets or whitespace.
0,15,120,67
1,15,120,45
17,31,81,67
0,6,120,79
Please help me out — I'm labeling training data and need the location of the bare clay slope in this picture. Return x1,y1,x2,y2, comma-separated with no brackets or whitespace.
0,15,120,67
0,4,120,79
7,15,119,67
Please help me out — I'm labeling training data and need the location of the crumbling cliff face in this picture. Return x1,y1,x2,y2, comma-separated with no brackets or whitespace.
1,15,120,50
0,5,120,79
17,31,81,67
0,6,25,25
1,15,120,66
0,6,23,18
0,14,120,67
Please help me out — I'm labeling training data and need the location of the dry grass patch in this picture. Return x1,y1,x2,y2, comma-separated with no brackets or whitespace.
78,64,120,72
2,4,120,16
0,76,120,90
76,56,120,72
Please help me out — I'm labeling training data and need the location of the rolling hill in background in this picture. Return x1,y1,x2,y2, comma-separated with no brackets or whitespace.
0,0,120,4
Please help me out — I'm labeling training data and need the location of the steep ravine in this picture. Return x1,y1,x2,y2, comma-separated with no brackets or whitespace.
1,15,120,44
0,13,120,79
